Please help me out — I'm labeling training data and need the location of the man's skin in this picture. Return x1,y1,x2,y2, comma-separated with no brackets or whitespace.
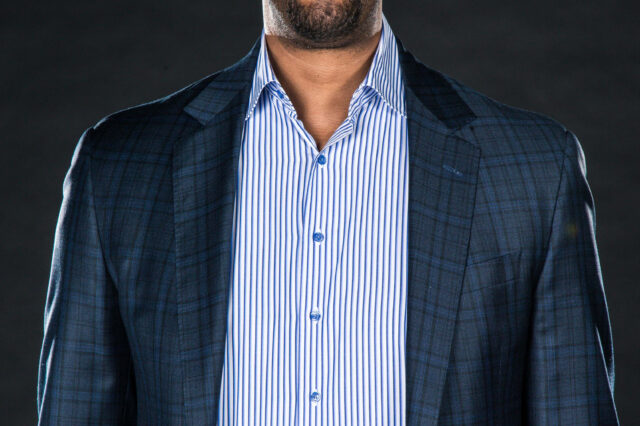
262,0,383,151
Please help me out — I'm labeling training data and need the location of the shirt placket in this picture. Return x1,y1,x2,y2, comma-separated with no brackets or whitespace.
273,84,365,426
296,146,331,426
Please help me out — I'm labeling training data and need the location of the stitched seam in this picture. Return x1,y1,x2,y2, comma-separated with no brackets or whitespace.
531,130,570,293
86,128,119,287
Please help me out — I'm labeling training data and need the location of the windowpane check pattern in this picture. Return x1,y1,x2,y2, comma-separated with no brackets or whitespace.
217,13,409,426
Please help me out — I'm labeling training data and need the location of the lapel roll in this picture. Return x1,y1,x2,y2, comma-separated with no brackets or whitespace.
173,36,260,424
398,39,480,424
404,90,479,424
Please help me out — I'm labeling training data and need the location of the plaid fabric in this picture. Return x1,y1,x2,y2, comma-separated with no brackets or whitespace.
38,31,618,425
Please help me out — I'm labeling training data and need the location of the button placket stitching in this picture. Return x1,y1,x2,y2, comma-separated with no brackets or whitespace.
310,149,327,423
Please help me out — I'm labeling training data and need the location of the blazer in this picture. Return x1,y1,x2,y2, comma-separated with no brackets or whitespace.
37,34,619,425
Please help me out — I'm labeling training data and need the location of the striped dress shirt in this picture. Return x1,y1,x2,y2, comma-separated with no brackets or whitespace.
218,13,409,426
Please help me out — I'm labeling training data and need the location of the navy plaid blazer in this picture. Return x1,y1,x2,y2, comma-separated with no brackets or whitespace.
38,34,619,425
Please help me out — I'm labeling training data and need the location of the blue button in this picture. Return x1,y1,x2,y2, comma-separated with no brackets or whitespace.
277,90,284,99
317,154,327,165
310,310,321,321
310,391,321,403
312,232,324,242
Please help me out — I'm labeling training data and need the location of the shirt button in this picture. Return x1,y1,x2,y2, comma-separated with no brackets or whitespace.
310,310,322,321
317,154,327,165
277,90,284,99
310,391,321,403
312,232,324,242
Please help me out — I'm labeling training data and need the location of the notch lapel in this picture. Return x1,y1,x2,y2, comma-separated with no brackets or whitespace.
398,40,480,424
173,36,261,425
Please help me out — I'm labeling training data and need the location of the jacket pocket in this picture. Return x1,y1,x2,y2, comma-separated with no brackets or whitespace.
462,250,521,293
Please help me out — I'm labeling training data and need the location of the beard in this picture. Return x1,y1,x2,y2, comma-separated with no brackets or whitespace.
268,0,376,48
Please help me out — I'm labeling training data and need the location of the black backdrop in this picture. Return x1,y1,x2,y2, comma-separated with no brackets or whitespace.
2,1,638,423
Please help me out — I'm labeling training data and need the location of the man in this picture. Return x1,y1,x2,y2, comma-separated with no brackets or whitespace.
37,0,619,424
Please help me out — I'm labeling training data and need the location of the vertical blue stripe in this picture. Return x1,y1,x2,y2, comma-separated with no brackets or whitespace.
219,12,409,426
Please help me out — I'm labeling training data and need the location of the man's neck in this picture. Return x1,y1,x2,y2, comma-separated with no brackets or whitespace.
262,27,382,150
264,30,382,97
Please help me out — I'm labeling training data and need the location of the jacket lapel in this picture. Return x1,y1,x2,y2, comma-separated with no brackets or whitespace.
398,39,480,424
173,34,480,424
173,36,261,424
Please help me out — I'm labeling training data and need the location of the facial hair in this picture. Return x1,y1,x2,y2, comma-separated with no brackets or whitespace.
268,0,378,49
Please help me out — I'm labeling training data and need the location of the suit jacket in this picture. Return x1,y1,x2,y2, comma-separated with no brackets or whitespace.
37,34,618,425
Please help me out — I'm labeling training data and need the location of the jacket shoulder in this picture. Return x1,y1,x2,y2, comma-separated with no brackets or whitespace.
441,73,573,158
81,70,221,159
82,36,260,157
439,72,587,267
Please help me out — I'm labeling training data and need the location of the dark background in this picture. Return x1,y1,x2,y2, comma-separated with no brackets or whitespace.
2,0,638,423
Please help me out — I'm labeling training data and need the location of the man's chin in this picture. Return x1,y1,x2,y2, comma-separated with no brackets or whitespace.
276,0,363,41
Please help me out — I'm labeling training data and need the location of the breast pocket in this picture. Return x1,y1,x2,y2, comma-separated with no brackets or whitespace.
463,250,521,293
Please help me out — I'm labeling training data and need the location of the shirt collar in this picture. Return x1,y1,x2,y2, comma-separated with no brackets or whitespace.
245,12,406,121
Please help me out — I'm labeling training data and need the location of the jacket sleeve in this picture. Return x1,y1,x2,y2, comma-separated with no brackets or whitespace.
524,129,618,424
37,128,137,425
